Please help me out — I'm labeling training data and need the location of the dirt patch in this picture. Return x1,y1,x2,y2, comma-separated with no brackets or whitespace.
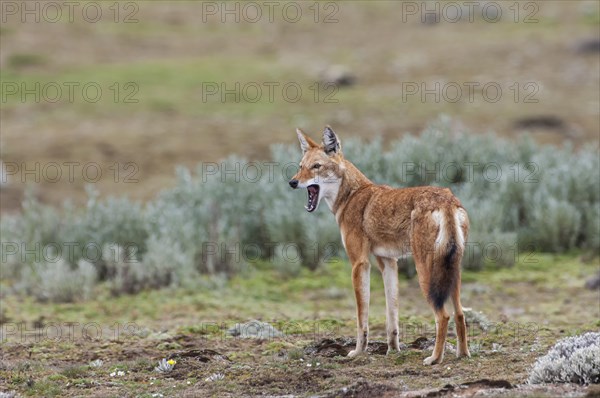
167,348,230,363
427,379,513,397
305,337,414,357
322,380,400,398
396,379,597,398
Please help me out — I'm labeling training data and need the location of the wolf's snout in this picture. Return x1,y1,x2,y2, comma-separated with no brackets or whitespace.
289,179,299,189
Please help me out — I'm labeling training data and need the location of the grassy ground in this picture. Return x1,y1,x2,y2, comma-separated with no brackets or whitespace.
1,254,598,397
1,1,599,212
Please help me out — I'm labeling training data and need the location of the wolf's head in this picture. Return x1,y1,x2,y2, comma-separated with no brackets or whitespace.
289,126,344,212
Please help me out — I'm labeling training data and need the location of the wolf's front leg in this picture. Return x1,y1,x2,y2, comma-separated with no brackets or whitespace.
380,257,400,354
348,261,371,358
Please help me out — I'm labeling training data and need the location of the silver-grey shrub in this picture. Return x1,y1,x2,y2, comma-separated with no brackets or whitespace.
103,244,150,296
1,120,598,301
59,187,149,277
529,332,600,385
28,259,97,303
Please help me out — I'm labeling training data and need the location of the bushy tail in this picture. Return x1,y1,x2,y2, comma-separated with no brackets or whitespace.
428,208,464,310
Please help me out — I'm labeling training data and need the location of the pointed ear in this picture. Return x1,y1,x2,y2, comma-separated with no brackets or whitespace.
322,126,341,155
296,128,318,153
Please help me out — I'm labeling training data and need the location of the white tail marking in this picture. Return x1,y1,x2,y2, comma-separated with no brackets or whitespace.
432,210,446,250
455,208,467,248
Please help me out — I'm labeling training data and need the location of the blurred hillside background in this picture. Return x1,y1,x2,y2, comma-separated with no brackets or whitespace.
1,0,599,212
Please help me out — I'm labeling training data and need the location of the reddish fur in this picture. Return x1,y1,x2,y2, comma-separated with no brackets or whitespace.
291,128,470,364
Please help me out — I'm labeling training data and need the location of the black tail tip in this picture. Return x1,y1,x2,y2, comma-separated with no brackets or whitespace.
429,291,449,310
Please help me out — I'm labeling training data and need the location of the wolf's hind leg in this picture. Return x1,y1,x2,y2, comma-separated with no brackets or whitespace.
452,281,470,358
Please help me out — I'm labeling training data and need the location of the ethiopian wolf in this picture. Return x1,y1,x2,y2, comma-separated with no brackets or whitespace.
289,127,470,365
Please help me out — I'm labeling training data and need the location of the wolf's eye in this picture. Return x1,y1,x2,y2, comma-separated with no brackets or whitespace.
312,163,321,170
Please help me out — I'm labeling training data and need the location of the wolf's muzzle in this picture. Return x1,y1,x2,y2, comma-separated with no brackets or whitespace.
289,179,299,189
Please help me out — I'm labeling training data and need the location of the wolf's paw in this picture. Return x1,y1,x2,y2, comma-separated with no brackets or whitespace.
347,349,363,358
423,355,443,366
456,349,471,359
386,347,399,356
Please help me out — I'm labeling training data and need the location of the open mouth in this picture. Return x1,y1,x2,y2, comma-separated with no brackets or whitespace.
305,184,320,212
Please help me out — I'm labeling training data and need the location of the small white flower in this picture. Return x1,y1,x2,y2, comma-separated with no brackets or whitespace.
316,362,320,366
307,363,312,367
89,359,103,368
187,381,191,385
110,372,116,377
117,371,125,376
